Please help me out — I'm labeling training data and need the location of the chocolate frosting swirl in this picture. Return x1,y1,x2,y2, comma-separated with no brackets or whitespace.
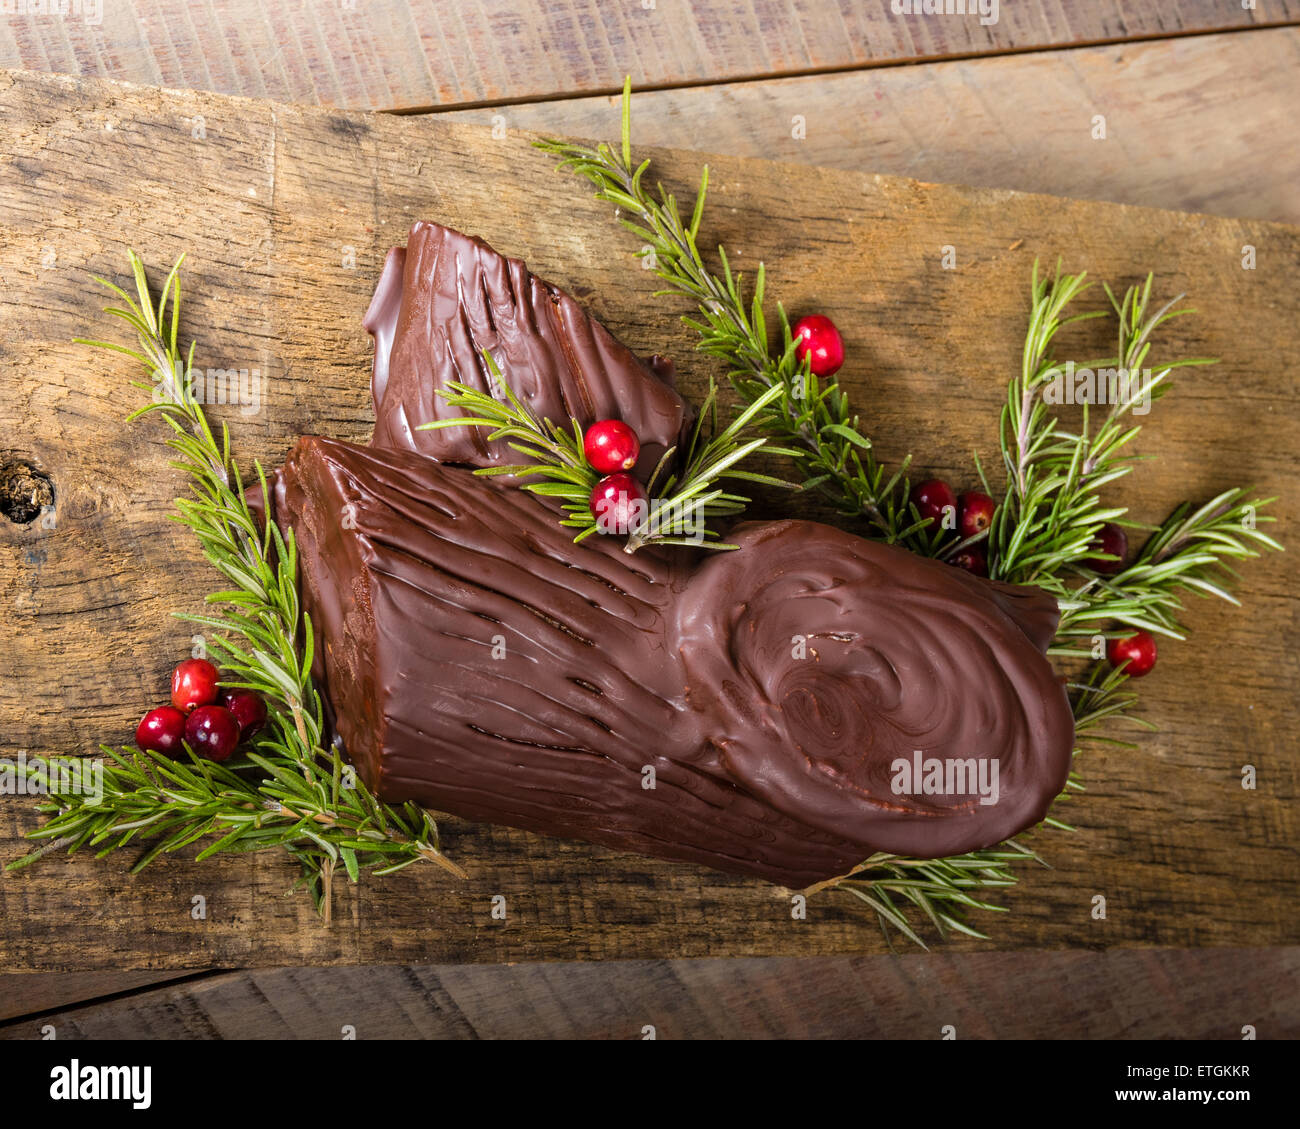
674,521,1072,859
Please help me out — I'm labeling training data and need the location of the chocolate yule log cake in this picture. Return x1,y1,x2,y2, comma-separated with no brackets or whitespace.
263,221,1075,889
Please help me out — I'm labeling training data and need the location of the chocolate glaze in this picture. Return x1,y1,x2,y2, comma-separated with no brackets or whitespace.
258,220,1076,887
363,222,693,481
270,435,1074,888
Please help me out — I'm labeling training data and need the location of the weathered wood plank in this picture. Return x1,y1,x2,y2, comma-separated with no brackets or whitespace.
0,970,197,1021
3,949,1295,1039
0,1,1296,112
0,69,1296,969
441,27,1300,225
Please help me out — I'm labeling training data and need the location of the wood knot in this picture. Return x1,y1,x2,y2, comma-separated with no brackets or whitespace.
0,462,54,525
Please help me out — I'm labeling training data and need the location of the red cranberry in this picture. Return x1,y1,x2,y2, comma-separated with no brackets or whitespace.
911,479,957,530
184,704,242,762
583,419,641,475
135,706,187,757
220,688,268,741
1086,522,1129,575
792,315,845,378
948,548,988,577
958,491,995,539
590,473,648,536
170,658,221,712
1107,631,1157,678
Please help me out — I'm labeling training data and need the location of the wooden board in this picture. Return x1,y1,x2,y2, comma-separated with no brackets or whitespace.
0,0,1295,112
3,947,1296,1039
441,28,1300,225
0,67,1296,970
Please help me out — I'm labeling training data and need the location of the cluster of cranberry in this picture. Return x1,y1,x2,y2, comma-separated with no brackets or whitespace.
583,418,646,534
912,478,1134,581
134,658,268,762
910,479,996,575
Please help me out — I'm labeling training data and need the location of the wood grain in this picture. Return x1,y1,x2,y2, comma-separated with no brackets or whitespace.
3,948,1295,1039
0,970,196,1021
441,28,1300,225
0,68,1296,970
0,0,1296,112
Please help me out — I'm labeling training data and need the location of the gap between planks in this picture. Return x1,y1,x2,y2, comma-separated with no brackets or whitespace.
384,18,1300,116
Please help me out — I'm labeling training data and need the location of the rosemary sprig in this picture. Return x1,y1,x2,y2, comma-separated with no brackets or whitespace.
535,79,922,545
985,264,1280,648
543,80,1284,946
420,352,791,553
988,263,1217,587
1054,486,1281,648
7,251,464,919
8,743,456,893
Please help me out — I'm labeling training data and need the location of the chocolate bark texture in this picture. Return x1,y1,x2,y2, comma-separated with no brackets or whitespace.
270,434,1075,889
364,221,692,480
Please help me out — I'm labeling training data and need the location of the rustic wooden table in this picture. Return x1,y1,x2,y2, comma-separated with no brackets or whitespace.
1,1,1297,1039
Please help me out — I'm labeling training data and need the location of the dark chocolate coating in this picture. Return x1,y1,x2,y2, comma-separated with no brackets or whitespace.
363,222,692,481
262,220,1076,887
271,435,1074,888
